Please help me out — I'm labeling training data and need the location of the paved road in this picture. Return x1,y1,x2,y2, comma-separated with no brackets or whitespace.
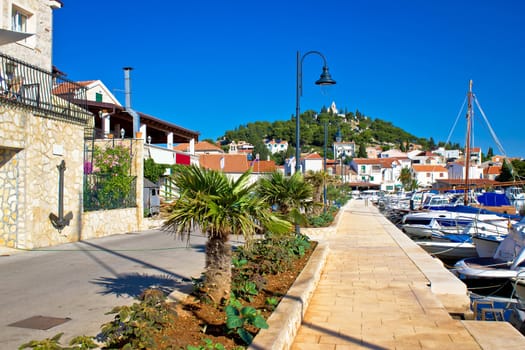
0,228,216,349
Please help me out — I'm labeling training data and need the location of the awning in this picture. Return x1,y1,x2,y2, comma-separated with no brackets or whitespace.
0,28,34,46
176,153,191,165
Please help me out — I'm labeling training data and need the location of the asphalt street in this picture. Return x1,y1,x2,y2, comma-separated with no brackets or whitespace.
0,228,215,349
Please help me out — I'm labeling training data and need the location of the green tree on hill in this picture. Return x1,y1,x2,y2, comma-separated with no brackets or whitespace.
357,142,367,158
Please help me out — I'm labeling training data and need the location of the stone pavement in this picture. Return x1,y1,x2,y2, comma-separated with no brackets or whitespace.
289,199,525,350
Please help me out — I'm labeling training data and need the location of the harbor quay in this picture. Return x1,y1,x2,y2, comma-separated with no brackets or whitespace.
252,199,525,350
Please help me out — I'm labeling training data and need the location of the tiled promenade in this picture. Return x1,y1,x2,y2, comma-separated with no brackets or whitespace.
290,199,525,350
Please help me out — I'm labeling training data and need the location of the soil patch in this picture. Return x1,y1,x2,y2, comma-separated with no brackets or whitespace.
155,242,317,349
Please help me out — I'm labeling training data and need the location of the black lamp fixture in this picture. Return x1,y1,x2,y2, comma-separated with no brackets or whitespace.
315,66,336,86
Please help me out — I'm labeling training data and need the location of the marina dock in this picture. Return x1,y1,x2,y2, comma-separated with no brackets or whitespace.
252,199,525,349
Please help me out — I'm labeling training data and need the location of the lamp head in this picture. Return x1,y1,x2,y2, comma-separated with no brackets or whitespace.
315,66,336,85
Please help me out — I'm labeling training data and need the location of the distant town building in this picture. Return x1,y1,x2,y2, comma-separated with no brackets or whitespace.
265,139,288,154
483,165,502,181
302,153,323,173
411,165,448,188
333,141,356,159
365,146,382,159
328,101,346,118
380,149,408,158
446,162,483,180
227,140,254,154
350,157,410,192
408,150,445,165
433,147,460,161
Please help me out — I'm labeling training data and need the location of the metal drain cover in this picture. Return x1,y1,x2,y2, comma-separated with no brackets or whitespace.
8,316,71,330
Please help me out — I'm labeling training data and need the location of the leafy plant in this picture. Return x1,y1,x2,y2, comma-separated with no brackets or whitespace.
232,280,259,302
225,298,269,344
186,338,226,350
144,157,167,183
18,333,97,350
100,289,177,349
232,257,248,269
18,333,65,350
265,296,279,311
68,336,97,349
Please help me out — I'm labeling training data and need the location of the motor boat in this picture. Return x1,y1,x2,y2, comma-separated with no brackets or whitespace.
402,217,444,239
506,186,525,201
417,233,478,261
401,210,512,239
472,234,506,258
453,217,525,292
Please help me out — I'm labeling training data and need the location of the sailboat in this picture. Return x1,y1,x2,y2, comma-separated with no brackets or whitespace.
431,80,522,215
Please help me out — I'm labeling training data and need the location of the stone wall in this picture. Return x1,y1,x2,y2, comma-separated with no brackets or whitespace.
0,147,19,247
0,105,146,249
81,208,139,240
0,107,85,248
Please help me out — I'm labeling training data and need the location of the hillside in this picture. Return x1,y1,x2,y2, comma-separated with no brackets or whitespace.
217,108,459,164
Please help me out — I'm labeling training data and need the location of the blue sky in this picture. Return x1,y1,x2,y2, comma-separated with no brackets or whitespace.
53,1,525,157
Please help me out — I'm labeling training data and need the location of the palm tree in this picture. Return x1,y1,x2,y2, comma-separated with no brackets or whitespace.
256,171,313,228
304,170,324,204
304,170,336,211
398,167,413,191
163,165,291,303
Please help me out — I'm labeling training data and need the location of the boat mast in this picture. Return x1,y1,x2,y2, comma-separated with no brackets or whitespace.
464,80,473,204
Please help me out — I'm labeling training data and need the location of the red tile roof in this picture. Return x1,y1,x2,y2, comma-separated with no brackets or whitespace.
250,160,277,173
352,158,401,168
412,165,447,172
484,166,501,175
174,141,223,153
199,154,248,172
303,153,322,160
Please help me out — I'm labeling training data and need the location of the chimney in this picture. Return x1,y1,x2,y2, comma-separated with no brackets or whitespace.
123,67,140,135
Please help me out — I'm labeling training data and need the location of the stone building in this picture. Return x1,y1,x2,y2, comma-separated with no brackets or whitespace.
1,0,197,249
1,0,90,248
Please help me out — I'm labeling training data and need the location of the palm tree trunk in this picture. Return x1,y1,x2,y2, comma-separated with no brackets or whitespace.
204,235,232,303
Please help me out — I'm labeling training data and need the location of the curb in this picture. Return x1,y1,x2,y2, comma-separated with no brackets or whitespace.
248,242,329,350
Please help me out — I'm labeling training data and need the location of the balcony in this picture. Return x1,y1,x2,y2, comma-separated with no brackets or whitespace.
0,52,92,126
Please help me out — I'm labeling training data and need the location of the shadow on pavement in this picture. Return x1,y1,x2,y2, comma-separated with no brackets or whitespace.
91,272,192,298
77,240,203,298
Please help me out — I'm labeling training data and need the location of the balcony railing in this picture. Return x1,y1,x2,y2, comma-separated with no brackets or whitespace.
0,52,93,126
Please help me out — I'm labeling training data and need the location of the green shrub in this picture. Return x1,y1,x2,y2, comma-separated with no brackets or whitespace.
18,333,97,350
225,297,268,345
100,289,177,349
265,296,279,311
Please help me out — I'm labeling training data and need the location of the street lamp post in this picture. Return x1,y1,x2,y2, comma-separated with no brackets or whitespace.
295,51,336,174
323,119,328,212
295,50,336,234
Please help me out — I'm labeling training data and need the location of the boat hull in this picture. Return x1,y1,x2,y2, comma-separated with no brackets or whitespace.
454,257,524,279
417,241,477,261
472,236,503,258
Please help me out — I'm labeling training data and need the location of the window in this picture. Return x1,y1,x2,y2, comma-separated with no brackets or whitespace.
10,5,35,48
95,93,103,102
12,8,28,33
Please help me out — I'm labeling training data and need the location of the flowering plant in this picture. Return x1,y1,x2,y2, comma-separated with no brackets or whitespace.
92,143,131,176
